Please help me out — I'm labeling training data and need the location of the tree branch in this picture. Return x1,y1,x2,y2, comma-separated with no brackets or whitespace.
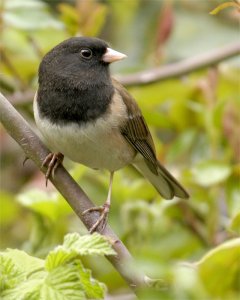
0,92,147,292
117,42,240,86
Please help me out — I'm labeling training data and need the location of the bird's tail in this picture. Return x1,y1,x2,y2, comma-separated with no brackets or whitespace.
133,158,189,200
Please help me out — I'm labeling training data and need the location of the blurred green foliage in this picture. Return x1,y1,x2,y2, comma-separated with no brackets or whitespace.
0,0,240,299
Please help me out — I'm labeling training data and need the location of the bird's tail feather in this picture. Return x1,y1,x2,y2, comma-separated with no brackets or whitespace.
133,159,189,200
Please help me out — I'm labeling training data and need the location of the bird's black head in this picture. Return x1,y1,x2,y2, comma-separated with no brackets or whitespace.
38,37,126,89
37,37,126,124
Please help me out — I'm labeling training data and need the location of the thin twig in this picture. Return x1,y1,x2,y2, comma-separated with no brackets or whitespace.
0,92,147,291
27,35,44,58
117,42,240,86
8,90,36,106
176,201,209,246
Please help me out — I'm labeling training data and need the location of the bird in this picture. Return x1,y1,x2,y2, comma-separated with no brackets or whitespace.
34,37,189,233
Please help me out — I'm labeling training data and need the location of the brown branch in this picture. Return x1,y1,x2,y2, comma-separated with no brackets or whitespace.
117,42,240,86
176,201,209,247
0,92,147,292
27,35,44,58
8,90,36,106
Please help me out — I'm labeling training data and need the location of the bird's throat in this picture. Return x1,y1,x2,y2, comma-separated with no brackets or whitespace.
37,80,114,125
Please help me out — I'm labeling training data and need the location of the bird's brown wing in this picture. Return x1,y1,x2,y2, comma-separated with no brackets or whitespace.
112,78,189,199
112,79,158,175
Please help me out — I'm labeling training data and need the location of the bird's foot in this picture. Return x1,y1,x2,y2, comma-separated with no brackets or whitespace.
41,152,64,186
82,202,110,233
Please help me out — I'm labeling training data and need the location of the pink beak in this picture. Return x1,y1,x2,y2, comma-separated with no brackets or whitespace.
102,47,127,63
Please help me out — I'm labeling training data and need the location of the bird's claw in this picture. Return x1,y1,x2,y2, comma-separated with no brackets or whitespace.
82,203,110,233
23,156,29,166
41,152,64,186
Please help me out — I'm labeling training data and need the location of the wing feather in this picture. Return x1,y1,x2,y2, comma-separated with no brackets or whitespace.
113,79,158,174
112,78,189,199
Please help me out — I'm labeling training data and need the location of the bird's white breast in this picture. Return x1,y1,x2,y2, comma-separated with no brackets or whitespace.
33,92,136,171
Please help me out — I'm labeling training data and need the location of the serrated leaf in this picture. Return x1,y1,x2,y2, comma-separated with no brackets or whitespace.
0,254,24,291
0,247,105,299
76,260,105,299
0,249,45,299
45,247,77,271
2,249,44,277
46,233,115,271
2,266,86,300
1,279,42,300
41,265,85,300
63,233,116,256
197,238,240,296
191,161,232,187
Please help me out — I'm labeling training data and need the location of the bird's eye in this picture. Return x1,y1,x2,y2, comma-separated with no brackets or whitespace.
80,49,92,59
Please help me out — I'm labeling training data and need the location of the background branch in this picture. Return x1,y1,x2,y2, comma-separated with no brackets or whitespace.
0,92,147,292
117,42,240,86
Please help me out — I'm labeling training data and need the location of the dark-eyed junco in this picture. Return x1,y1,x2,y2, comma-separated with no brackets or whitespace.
34,37,189,232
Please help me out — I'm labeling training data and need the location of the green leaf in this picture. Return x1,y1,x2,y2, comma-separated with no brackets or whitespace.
2,249,44,277
4,0,63,30
83,5,108,37
63,233,116,256
1,265,86,300
167,129,197,162
172,263,210,299
0,191,20,227
0,247,106,299
0,250,45,299
197,238,240,297
45,233,115,271
76,260,105,299
0,255,24,291
230,212,240,234
58,3,79,35
5,0,45,9
17,189,71,222
226,178,240,216
41,265,85,300
45,258,105,299
45,247,77,271
1,279,42,300
191,161,232,187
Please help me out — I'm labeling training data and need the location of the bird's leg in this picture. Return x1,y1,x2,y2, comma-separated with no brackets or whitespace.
83,172,114,233
41,152,64,186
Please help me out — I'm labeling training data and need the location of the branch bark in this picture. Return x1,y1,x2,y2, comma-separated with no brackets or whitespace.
0,92,147,292
117,42,240,86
